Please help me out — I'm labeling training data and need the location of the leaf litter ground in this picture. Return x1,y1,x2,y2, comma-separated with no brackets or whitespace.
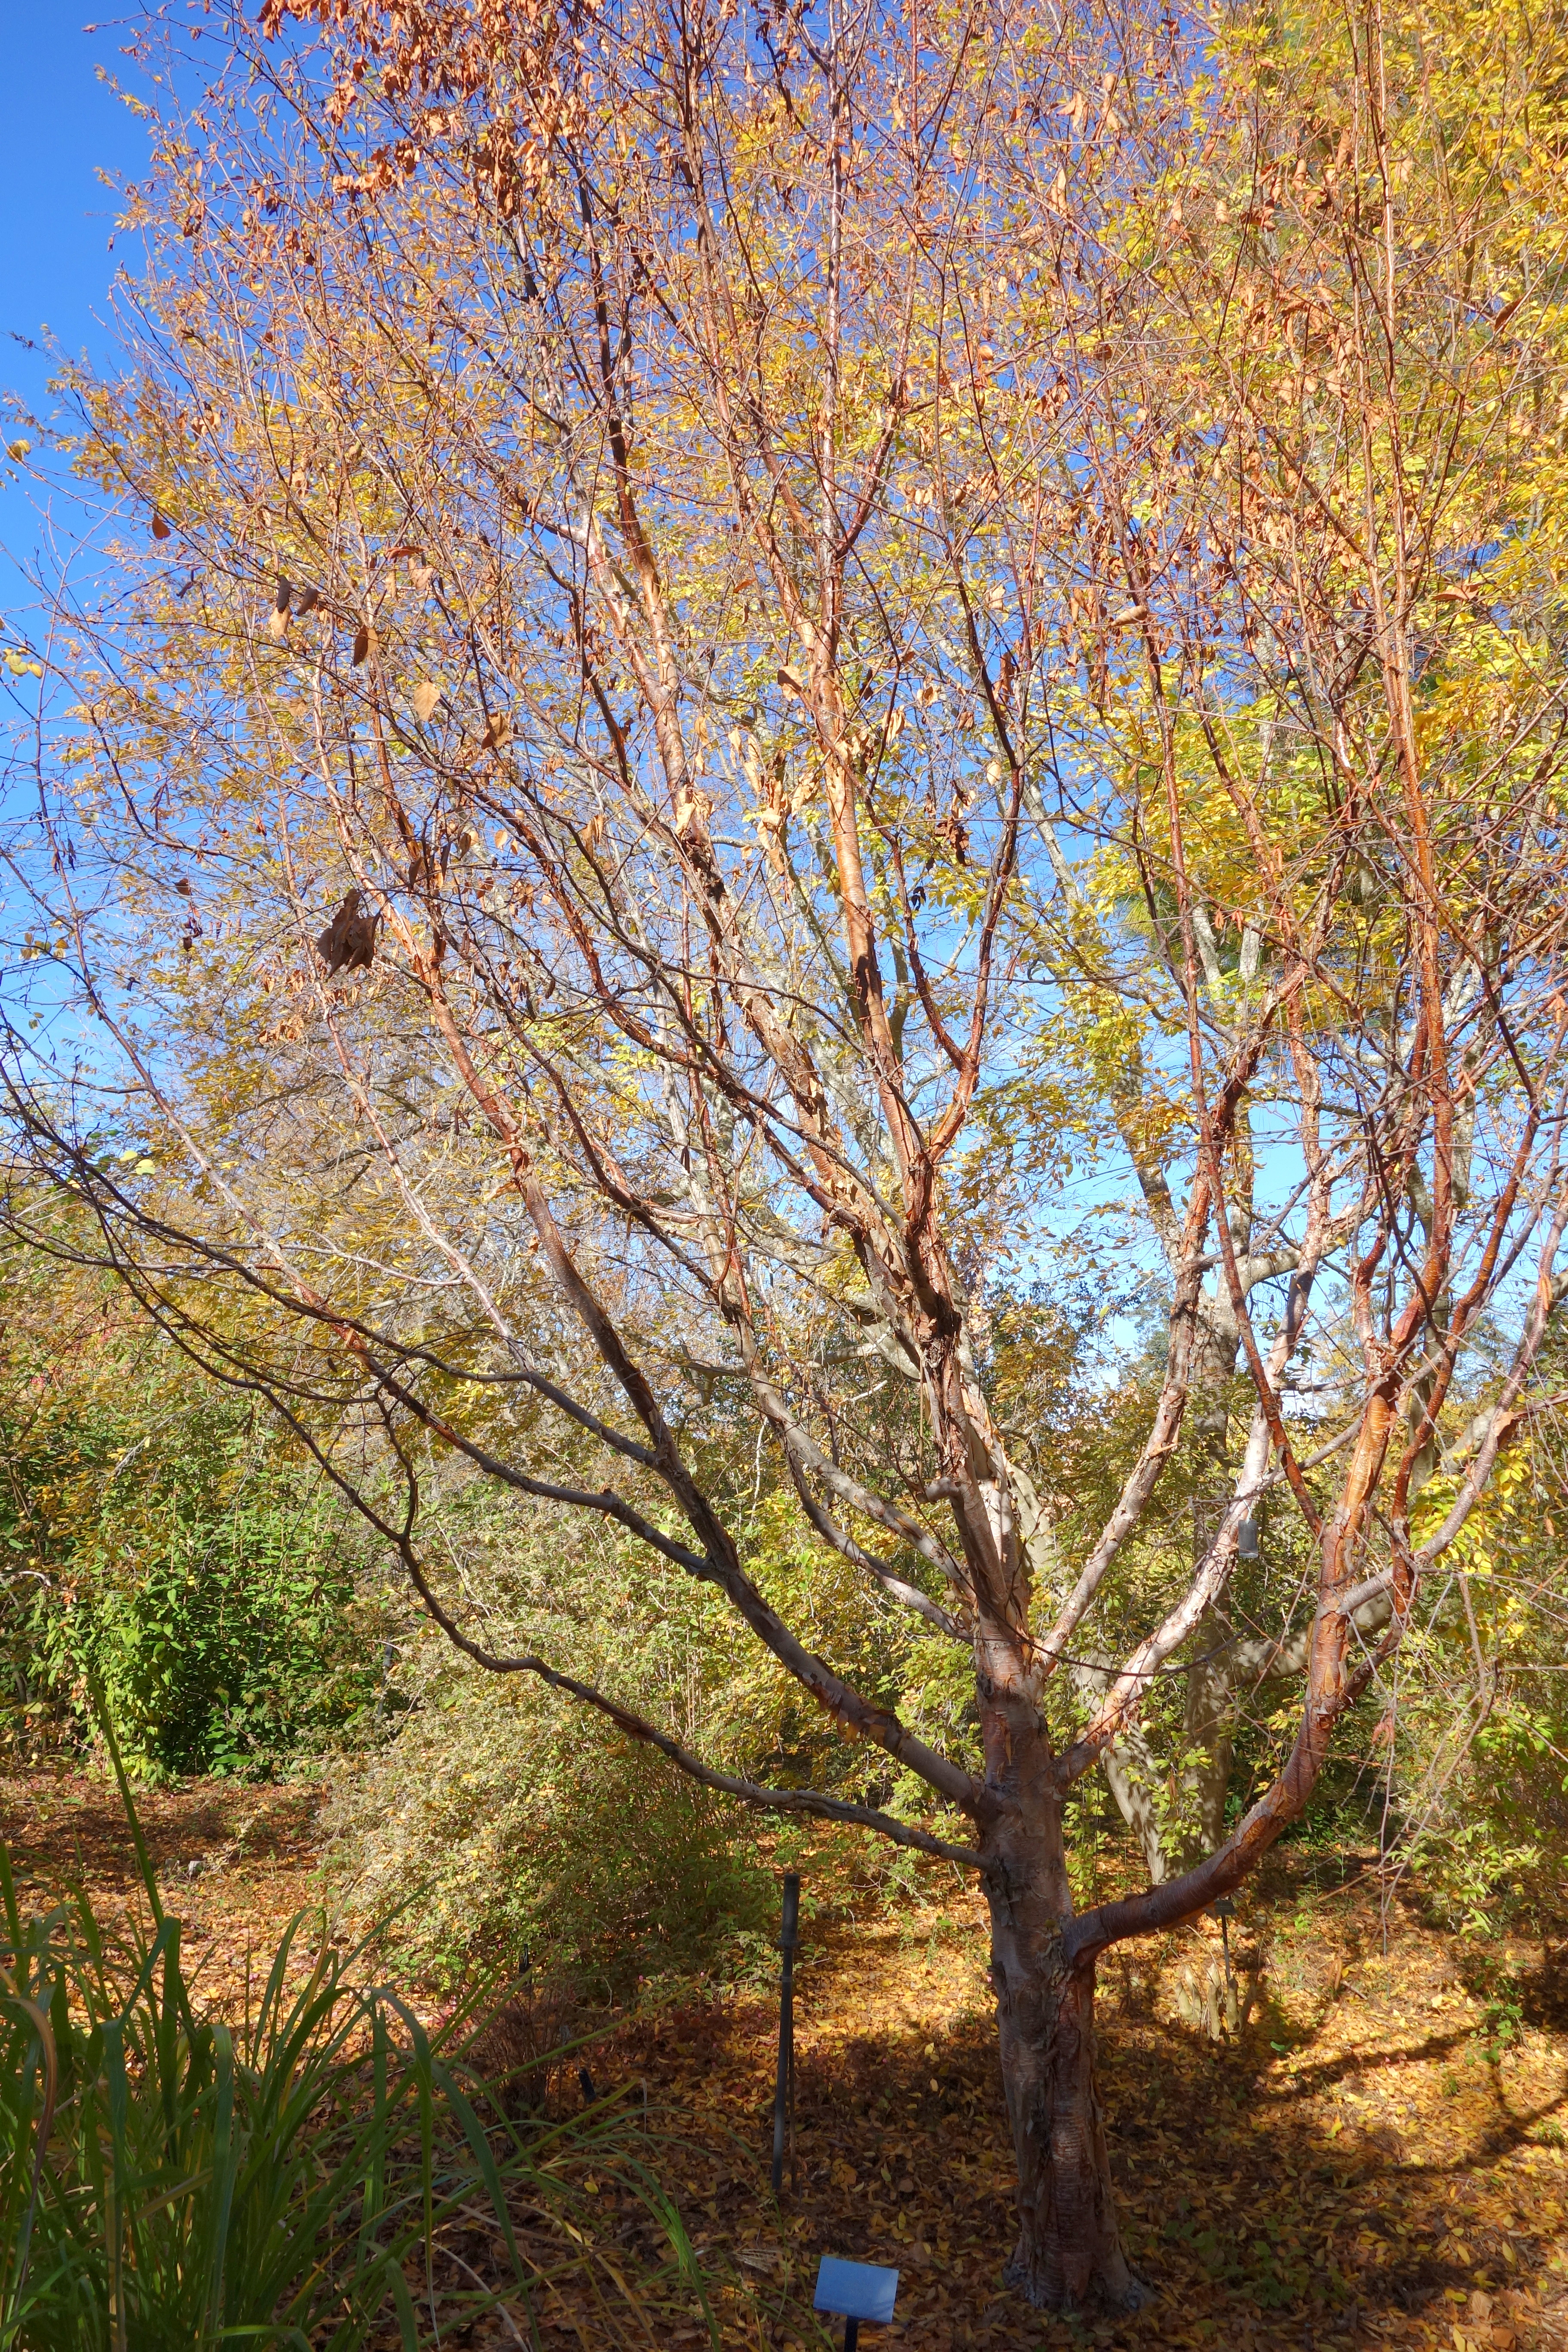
8,1770,1566,2352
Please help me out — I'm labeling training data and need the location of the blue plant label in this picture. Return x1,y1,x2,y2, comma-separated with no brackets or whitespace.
812,2256,900,2323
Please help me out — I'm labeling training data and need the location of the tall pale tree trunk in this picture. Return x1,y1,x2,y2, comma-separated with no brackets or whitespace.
1175,1293,1248,1862
1180,1600,1239,1856
1100,1722,1171,1885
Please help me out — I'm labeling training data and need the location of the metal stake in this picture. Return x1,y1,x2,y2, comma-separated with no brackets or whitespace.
771,1872,800,2198
844,2323,860,2352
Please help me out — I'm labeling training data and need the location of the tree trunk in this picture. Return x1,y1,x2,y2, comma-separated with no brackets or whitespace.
1101,1733,1169,1884
1179,1305,1245,1862
983,1791,1145,2313
1179,1601,1237,1860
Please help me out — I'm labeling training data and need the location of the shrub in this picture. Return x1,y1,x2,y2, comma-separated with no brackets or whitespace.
331,1655,781,1994
0,1290,383,1777
28,1491,380,1782
326,1467,949,1993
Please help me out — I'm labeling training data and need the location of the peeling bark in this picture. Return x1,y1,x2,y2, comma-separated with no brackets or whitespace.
981,1740,1144,2314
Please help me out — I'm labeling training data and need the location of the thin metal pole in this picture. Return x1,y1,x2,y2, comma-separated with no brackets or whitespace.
770,1872,800,2198
844,2323,859,2352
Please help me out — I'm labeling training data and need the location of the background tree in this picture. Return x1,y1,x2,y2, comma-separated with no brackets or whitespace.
5,0,1568,2312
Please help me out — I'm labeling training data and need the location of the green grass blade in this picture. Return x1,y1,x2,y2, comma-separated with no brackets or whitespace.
0,1846,21,1956
201,2021,238,2339
85,1671,164,1929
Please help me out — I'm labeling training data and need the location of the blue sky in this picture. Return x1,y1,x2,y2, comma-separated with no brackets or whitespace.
0,4,149,606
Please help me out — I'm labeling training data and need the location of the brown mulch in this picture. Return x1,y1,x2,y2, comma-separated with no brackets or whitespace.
11,1767,335,2012
6,1770,1567,2350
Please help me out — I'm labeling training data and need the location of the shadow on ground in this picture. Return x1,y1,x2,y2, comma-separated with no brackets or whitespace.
8,1779,1566,2350
604,1913,1568,2352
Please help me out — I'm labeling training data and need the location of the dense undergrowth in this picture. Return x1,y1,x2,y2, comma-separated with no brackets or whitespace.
4,1249,1566,2000
0,1727,715,2352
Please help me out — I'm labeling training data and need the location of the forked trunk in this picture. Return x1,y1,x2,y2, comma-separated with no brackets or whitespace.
983,1789,1144,2313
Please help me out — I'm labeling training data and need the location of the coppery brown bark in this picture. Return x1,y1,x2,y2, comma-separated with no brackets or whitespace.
983,1763,1142,2314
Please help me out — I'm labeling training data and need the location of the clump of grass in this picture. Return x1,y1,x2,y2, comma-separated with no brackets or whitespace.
0,1700,717,2350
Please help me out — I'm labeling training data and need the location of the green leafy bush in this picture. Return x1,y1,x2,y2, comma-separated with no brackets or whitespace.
1384,1446,1568,1933
25,1488,378,1782
0,1272,383,1777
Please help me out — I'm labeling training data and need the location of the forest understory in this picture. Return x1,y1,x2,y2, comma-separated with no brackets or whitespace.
10,1771,1566,2352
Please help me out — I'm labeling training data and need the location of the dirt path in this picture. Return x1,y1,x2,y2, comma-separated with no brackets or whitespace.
7,1772,1567,2350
